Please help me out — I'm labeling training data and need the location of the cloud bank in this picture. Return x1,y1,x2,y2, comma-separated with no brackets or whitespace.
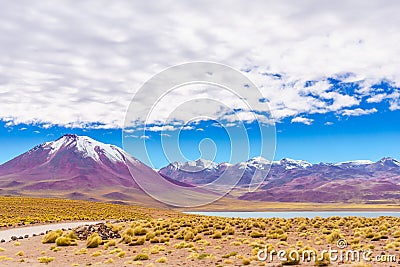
0,0,399,129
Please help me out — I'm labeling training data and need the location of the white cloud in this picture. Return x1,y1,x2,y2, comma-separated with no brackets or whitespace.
140,135,150,140
366,94,388,103
291,117,314,125
0,1,399,129
146,125,177,132
341,108,378,116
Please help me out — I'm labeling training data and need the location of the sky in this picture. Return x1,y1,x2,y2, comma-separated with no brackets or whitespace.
0,0,399,168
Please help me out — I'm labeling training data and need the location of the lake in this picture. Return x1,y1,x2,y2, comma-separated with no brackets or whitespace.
185,211,400,219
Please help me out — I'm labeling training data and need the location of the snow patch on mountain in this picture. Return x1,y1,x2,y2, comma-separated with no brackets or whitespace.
277,158,312,169
44,134,125,162
334,160,374,166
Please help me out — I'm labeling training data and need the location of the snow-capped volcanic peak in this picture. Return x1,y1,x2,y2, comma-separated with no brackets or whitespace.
278,158,312,169
170,158,218,172
378,157,400,167
187,159,218,169
244,157,272,169
43,134,125,163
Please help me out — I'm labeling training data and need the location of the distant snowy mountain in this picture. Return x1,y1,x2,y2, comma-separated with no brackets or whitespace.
1,135,400,204
159,156,400,203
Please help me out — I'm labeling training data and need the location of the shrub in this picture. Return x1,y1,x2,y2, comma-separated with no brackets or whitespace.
117,251,126,258
156,256,167,263
146,231,156,241
16,251,24,256
184,230,195,241
133,253,149,261
212,231,222,239
326,230,342,243
104,258,114,264
198,253,211,259
42,231,61,244
282,249,300,265
150,237,160,243
222,251,238,258
55,236,72,246
86,233,103,248
315,252,330,266
134,226,147,236
120,234,132,244
371,234,381,241
91,250,102,257
37,256,55,263
103,240,116,250
393,230,400,238
129,236,146,246
242,258,251,265
249,230,265,238
63,231,78,240
75,248,88,255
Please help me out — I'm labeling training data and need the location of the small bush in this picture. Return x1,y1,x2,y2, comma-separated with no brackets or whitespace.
134,226,147,236
222,251,238,258
55,236,72,246
184,230,195,241
156,256,167,263
38,256,55,263
75,248,88,255
242,258,251,265
91,250,102,257
104,258,114,264
212,231,222,239
133,253,149,261
16,251,24,256
129,237,146,246
117,251,126,258
42,231,61,244
315,252,330,266
249,230,265,238
86,233,103,248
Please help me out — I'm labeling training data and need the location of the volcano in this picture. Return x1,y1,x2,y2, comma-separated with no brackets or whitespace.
0,135,164,206
0,134,217,207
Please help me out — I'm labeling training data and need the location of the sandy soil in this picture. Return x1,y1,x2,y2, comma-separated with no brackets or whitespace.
0,220,397,267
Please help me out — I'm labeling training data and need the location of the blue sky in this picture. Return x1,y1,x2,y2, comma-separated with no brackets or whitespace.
1,96,399,169
0,1,399,169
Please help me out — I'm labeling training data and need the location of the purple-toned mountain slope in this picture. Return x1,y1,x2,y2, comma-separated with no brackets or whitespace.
159,157,400,203
0,134,203,206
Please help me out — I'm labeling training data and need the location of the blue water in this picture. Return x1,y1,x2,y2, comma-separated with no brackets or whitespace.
185,211,400,219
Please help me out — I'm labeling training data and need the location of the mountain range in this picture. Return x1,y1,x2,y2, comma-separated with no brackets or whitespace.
160,157,400,202
1,134,400,205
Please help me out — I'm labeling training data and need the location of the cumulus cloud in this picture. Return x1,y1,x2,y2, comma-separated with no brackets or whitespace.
0,0,399,129
291,117,314,125
341,108,378,116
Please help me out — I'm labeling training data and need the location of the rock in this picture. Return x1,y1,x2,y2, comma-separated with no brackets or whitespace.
11,236,17,241
1,239,5,243
24,235,29,238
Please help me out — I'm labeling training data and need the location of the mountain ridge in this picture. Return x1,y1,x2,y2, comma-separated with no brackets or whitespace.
159,156,400,203
1,134,400,204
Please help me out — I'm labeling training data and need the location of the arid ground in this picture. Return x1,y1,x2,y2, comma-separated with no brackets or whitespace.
1,197,400,266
